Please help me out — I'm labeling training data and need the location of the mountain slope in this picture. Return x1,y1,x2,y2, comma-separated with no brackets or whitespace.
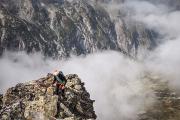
0,0,120,58
138,75,180,120
0,0,158,58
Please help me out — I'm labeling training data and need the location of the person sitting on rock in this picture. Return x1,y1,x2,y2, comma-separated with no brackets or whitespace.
52,70,67,95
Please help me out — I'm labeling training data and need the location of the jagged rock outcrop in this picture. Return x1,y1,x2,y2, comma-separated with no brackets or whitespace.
0,74,96,120
0,95,2,110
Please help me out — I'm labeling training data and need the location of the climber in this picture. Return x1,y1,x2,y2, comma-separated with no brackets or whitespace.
52,70,67,95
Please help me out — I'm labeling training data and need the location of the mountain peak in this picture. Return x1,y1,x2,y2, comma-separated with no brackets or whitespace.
0,73,96,120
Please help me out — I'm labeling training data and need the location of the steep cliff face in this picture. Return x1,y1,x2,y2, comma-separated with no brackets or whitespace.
98,0,158,56
0,74,96,120
114,18,157,56
0,0,121,58
0,0,160,58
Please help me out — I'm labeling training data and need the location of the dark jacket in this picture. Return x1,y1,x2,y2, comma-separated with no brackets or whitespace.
53,71,67,85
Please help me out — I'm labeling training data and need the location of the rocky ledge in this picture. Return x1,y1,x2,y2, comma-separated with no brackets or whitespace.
0,74,96,120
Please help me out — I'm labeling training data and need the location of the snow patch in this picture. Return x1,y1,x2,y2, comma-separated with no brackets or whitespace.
47,8,56,30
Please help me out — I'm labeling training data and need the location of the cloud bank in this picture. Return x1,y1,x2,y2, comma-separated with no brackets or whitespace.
0,51,155,120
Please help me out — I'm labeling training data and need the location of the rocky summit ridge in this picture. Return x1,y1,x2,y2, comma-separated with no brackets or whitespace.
0,74,96,120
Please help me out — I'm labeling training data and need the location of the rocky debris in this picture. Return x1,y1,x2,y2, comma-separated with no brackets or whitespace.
138,75,180,120
0,74,96,120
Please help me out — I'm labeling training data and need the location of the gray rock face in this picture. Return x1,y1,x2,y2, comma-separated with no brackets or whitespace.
0,0,121,58
98,0,158,56
0,0,160,58
0,74,96,120
114,18,158,56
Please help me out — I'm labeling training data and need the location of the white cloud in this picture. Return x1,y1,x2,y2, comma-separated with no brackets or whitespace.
145,38,180,91
0,51,154,120
0,51,60,92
